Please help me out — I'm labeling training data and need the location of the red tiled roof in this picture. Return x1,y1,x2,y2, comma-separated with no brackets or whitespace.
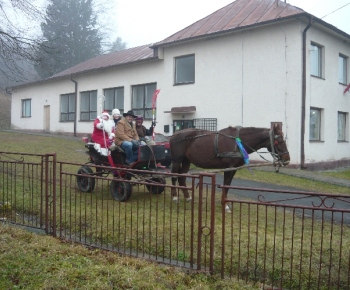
153,0,306,46
49,44,156,79
25,0,348,85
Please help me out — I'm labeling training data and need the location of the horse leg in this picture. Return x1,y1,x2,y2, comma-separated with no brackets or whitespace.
223,170,237,213
171,160,181,201
178,158,191,201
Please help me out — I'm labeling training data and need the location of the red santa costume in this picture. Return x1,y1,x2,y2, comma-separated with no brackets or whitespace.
91,111,115,155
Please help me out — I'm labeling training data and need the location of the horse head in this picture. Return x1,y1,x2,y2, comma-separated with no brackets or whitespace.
269,124,290,166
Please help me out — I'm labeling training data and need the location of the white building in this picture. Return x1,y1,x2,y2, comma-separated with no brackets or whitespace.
10,0,350,169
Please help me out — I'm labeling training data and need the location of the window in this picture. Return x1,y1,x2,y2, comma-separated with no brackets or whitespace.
339,54,348,85
60,93,75,122
193,118,217,131
338,111,348,141
309,107,323,141
104,87,124,115
21,99,31,117
310,43,323,78
80,90,97,121
132,83,156,119
173,120,194,132
174,54,195,85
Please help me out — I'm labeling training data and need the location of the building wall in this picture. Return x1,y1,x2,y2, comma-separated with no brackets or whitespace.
10,19,350,168
158,20,303,164
304,24,350,164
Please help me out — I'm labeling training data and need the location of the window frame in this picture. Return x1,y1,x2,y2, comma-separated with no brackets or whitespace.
80,90,97,121
103,87,125,115
193,118,217,131
337,111,348,142
310,42,324,78
339,54,348,85
131,83,157,120
309,107,323,141
60,93,76,122
173,120,194,132
21,99,31,117
174,54,195,85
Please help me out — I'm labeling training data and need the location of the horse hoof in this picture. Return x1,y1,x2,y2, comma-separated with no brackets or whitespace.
186,197,192,202
172,197,179,203
225,205,231,213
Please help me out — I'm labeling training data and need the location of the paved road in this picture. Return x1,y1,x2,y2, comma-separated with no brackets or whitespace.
206,166,350,224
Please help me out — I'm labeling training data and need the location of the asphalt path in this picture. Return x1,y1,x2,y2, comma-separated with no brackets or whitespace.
205,173,350,225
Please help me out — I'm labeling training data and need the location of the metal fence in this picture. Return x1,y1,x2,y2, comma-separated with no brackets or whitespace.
220,185,350,289
1,150,350,289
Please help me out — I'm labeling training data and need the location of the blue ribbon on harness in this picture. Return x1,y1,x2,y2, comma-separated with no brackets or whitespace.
235,138,249,165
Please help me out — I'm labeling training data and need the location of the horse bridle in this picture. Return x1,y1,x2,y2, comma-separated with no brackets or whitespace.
269,130,289,164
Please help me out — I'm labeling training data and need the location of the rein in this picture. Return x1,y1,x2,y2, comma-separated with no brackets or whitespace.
237,130,288,169
172,128,288,168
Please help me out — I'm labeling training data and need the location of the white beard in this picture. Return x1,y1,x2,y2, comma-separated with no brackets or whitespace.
99,117,113,136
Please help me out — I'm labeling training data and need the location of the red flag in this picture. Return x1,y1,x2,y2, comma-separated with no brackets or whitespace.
344,83,350,94
152,89,160,140
152,89,160,106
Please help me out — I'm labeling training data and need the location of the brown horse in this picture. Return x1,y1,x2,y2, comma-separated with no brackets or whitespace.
169,124,290,210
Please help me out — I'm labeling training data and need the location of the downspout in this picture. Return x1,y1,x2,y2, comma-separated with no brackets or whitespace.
300,16,312,169
71,76,78,137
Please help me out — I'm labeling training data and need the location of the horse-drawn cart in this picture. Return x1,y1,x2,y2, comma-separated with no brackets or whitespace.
76,138,167,201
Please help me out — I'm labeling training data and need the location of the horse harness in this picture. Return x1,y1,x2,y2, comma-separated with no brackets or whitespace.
214,127,242,158
171,127,243,159
172,127,287,163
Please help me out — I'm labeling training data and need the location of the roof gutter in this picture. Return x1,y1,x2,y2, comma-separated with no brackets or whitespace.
301,16,313,169
71,76,78,137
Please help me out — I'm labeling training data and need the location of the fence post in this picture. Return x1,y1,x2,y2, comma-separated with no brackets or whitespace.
197,173,216,274
51,154,57,237
44,153,56,236
196,174,204,270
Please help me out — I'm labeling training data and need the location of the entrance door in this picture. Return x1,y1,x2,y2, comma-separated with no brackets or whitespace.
44,105,50,132
173,120,194,133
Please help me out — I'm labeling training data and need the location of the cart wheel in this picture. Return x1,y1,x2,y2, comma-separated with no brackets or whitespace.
110,181,132,202
146,177,166,194
77,166,95,192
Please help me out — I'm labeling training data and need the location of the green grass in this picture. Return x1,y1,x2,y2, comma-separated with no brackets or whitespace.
235,168,350,194
319,169,350,181
0,224,255,289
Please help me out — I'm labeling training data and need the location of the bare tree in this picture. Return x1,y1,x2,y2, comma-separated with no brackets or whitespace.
0,0,46,91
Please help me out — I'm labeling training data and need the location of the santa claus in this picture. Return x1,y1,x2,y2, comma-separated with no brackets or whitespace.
91,110,115,151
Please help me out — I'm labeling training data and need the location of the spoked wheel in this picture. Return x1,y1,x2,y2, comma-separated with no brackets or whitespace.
110,180,132,202
146,177,166,194
76,166,95,193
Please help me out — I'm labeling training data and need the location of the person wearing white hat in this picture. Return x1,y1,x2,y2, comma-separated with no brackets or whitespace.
111,108,121,127
107,108,121,142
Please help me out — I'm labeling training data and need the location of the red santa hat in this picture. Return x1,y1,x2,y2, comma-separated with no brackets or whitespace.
101,110,109,118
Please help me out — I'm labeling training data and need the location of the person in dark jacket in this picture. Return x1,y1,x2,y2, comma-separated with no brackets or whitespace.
135,115,156,145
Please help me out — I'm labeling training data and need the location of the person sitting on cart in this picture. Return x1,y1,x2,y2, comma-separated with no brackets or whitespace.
111,108,121,126
115,110,140,165
108,108,121,141
135,115,156,145
91,110,114,153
